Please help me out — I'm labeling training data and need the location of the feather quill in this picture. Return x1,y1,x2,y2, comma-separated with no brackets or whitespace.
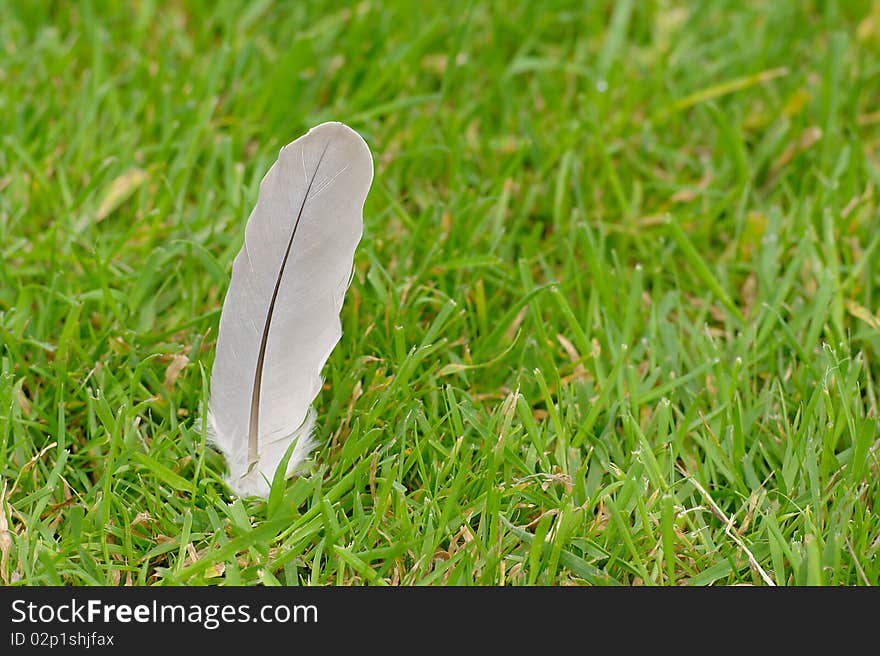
207,122,373,497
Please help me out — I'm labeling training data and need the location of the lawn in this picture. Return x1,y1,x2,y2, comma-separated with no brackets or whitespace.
1,0,879,586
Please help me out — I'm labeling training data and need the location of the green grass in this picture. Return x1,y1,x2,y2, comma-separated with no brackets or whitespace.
1,0,879,586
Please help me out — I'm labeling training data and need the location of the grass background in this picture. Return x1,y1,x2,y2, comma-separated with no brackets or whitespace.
1,0,879,585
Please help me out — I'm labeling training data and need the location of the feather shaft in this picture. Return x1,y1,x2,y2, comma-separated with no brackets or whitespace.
247,140,331,472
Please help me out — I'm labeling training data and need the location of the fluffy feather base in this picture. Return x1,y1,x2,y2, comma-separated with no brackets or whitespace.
205,408,317,497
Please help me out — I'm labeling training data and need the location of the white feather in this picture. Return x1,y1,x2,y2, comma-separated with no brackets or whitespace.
207,122,373,497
